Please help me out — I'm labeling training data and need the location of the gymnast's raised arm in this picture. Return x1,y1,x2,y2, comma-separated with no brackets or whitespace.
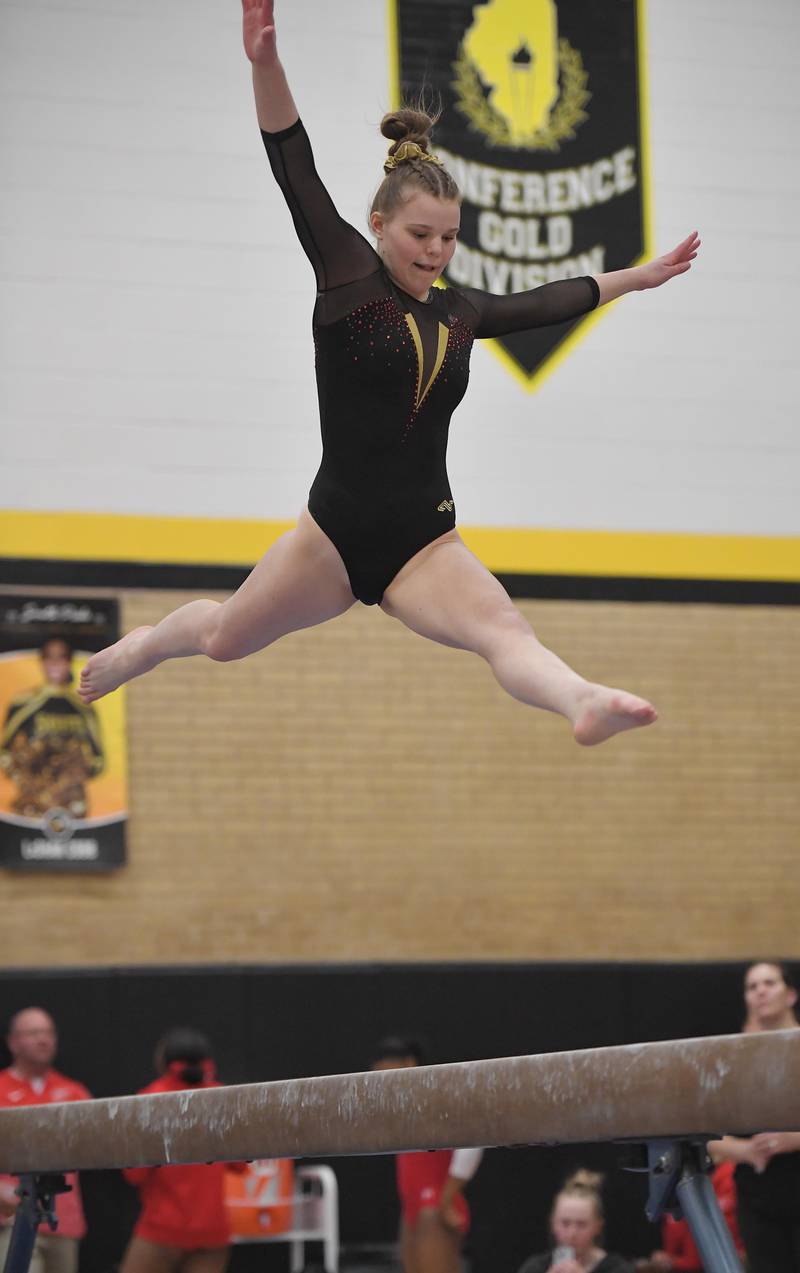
242,0,378,292
243,0,297,133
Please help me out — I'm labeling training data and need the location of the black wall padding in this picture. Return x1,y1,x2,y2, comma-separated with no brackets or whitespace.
0,961,791,1273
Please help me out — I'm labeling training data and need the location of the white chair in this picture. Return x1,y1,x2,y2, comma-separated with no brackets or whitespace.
230,1163,339,1273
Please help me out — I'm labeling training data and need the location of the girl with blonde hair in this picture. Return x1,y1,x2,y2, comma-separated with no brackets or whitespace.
517,1171,633,1273
81,1,699,752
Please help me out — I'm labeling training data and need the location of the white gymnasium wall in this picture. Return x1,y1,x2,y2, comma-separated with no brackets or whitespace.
0,0,798,536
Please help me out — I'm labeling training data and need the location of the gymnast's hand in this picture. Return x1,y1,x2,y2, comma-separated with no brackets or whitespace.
645,1253,674,1270
635,232,701,289
437,1200,464,1232
750,1131,800,1162
242,0,278,66
740,1136,772,1173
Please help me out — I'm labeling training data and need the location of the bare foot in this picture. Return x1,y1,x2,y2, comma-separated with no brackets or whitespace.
573,685,658,746
78,626,154,703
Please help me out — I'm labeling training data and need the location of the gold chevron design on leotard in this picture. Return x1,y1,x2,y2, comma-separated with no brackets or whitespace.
404,315,449,411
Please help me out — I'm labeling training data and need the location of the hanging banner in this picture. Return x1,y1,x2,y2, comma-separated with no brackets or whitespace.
389,0,651,388
0,595,128,871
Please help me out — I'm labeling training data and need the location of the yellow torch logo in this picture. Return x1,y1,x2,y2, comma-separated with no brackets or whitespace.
453,0,590,150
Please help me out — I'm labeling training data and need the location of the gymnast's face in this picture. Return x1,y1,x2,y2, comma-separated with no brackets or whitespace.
744,963,797,1028
371,191,460,301
550,1196,602,1257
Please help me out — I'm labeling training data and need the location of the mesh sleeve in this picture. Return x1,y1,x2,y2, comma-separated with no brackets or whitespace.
458,275,600,338
261,119,380,293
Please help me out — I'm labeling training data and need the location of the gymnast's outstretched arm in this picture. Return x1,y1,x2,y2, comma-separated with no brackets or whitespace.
458,231,701,339
594,230,701,303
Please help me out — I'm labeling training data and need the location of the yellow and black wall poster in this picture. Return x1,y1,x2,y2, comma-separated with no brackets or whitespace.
0,595,128,871
391,0,651,387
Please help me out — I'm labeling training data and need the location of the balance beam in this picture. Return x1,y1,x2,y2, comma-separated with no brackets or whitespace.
1,1031,798,1174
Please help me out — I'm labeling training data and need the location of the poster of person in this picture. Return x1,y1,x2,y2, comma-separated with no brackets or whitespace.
0,594,127,871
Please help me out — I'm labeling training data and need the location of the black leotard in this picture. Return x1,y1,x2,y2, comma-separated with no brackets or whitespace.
262,119,600,605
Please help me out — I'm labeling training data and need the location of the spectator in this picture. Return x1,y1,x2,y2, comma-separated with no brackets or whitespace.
635,1161,743,1271
371,1035,483,1273
516,1170,633,1273
0,1007,91,1273
709,961,800,1272
120,1028,245,1273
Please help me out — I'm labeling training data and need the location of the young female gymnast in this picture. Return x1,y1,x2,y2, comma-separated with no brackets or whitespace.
80,0,700,746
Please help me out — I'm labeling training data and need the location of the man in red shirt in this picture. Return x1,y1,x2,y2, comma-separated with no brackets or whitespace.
0,1007,91,1273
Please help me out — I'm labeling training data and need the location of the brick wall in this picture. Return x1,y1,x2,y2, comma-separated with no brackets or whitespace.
2,588,797,966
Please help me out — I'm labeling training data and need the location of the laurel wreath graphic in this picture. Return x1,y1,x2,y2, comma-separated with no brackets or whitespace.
452,37,590,151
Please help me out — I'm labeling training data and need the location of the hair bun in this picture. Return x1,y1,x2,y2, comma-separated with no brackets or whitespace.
564,1169,604,1193
380,105,438,156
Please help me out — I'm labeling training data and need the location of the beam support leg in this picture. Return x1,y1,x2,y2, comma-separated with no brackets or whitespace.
676,1157,743,1273
2,1175,70,1273
627,1140,743,1273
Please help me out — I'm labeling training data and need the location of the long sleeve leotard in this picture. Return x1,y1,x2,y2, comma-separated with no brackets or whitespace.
261,119,599,605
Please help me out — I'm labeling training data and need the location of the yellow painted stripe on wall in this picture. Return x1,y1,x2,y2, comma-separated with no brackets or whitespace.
459,526,800,582
0,510,294,567
2,510,799,582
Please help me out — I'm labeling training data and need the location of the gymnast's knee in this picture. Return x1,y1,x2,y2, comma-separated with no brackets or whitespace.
199,608,246,663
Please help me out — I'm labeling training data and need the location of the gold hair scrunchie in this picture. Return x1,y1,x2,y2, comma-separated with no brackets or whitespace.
384,140,444,174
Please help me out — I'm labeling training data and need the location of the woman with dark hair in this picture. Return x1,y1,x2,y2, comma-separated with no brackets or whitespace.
517,1170,632,1273
709,962,800,1272
80,0,699,751
120,1029,243,1273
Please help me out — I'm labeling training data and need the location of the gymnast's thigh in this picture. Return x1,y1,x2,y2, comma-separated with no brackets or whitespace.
38,1236,78,1273
408,1209,462,1273
400,1217,420,1273
211,506,356,658
180,1247,229,1273
0,1230,48,1273
381,531,528,654
120,1237,184,1273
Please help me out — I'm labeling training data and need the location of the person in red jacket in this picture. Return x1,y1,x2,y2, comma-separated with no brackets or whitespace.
120,1029,245,1273
0,1007,91,1273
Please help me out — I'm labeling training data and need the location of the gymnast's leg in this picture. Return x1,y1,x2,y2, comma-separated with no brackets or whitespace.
180,1248,229,1273
400,1219,420,1273
119,1238,182,1273
79,508,355,703
0,1231,48,1273
381,532,657,746
405,1210,462,1273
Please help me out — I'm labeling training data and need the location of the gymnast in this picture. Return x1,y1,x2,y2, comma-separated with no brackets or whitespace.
80,0,700,746
371,1035,483,1273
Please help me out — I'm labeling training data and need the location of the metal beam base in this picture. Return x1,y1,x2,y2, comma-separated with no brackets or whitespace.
2,1175,69,1273
624,1139,743,1273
